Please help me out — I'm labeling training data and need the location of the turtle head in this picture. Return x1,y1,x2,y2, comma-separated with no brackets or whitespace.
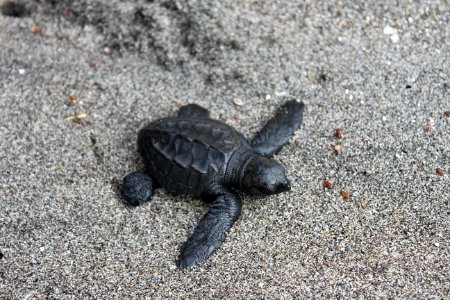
241,155,291,195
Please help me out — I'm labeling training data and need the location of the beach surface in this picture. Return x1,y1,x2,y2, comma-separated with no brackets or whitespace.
0,0,449,298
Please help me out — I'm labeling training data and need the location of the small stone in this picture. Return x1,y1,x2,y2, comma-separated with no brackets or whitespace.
332,144,343,154
232,98,243,106
18,68,26,75
66,113,87,122
275,91,288,97
233,114,242,121
90,60,101,68
69,95,77,104
334,128,343,138
32,24,39,34
390,34,399,43
383,25,395,35
444,111,450,118
435,168,444,176
102,47,111,55
265,95,271,100
323,180,332,189
341,191,349,200
361,198,368,209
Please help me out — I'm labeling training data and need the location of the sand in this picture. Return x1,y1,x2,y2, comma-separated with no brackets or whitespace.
0,0,449,298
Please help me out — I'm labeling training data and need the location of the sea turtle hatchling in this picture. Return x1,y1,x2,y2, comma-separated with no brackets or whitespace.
122,100,305,268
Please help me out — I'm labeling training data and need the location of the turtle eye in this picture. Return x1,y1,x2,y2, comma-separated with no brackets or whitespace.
275,181,290,193
258,185,273,194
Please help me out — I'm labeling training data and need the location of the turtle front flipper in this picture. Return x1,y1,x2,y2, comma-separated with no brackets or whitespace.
251,100,305,157
121,168,155,206
177,104,210,118
177,188,242,269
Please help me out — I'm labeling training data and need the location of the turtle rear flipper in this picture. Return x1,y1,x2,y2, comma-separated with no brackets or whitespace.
177,188,242,268
121,169,155,206
178,104,210,118
251,100,304,157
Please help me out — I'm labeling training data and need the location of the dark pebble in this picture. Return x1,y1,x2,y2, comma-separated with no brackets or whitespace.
1,1,27,17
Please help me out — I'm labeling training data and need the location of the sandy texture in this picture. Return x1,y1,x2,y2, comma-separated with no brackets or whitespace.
0,0,449,298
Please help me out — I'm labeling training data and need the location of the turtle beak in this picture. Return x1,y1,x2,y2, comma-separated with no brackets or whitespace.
275,179,291,194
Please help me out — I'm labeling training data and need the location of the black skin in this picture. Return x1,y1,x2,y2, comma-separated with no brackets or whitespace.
122,100,304,268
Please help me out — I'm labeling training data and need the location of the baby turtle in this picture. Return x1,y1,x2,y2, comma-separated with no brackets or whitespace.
122,100,305,268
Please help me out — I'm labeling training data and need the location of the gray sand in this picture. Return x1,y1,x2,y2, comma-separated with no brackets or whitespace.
0,0,449,298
